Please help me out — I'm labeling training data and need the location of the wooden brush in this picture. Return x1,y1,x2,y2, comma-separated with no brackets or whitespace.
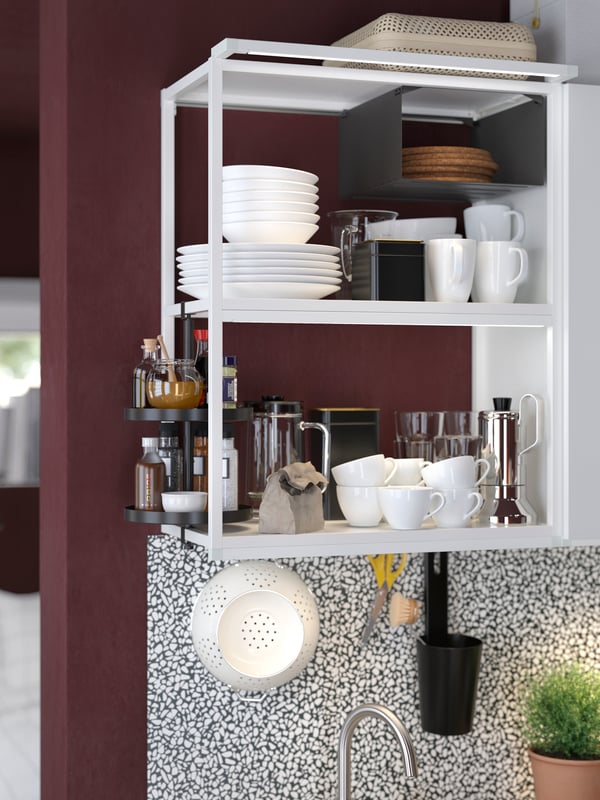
389,593,419,627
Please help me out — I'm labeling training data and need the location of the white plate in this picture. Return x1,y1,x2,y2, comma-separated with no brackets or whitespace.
179,261,342,280
179,269,340,281
177,272,342,289
223,164,318,184
177,258,340,275
222,178,318,194
178,273,341,285
177,252,339,265
222,200,319,214
178,282,339,300
177,242,340,257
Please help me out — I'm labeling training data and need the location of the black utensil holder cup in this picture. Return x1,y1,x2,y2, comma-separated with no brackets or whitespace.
418,552,482,735
416,632,482,735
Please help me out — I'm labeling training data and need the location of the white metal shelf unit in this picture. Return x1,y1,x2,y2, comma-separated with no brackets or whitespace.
160,39,576,560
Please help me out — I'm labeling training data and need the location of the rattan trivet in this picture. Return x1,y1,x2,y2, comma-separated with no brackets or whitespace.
402,145,495,158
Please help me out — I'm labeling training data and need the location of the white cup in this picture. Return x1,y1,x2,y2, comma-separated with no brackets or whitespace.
463,203,525,242
473,240,529,303
377,485,445,530
421,455,490,490
336,485,383,527
432,487,483,528
425,238,476,302
389,458,425,485
331,454,398,487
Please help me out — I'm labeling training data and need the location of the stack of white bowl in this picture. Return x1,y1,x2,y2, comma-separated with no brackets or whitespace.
175,165,344,300
222,164,320,244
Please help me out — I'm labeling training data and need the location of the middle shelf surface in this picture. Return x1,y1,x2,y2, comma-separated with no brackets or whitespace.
165,298,553,327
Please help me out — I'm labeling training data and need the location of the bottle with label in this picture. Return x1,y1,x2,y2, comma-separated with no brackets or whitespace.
193,425,208,494
222,424,239,512
193,329,208,407
132,338,158,408
158,421,183,492
223,356,238,409
135,436,165,511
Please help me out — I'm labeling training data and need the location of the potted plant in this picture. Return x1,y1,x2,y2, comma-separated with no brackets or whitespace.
521,662,600,800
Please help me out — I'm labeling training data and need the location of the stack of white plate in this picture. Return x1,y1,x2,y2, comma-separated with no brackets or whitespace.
222,165,320,244
176,242,342,300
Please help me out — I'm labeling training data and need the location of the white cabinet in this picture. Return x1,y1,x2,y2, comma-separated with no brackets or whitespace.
158,38,594,561
563,83,600,545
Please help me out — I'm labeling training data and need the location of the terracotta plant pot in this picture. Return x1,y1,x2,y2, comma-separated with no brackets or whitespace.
529,749,600,800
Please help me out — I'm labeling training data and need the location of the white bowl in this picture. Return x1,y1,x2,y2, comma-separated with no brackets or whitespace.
222,177,319,194
223,220,319,244
223,199,319,214
368,217,457,241
223,164,318,184
161,491,207,513
222,189,319,204
222,210,319,225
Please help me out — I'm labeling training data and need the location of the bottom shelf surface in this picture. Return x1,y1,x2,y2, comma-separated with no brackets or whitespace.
157,518,559,560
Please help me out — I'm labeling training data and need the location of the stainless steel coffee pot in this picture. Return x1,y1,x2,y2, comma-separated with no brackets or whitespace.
478,394,540,525
246,397,330,509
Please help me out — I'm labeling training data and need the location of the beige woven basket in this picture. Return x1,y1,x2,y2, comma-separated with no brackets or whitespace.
324,13,537,79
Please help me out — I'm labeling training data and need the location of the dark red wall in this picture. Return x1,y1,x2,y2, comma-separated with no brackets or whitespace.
39,1,508,798
0,135,38,276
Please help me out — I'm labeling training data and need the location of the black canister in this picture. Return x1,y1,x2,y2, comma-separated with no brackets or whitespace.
351,239,424,300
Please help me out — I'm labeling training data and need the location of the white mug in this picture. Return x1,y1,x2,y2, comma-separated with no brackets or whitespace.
421,455,490,490
473,241,529,303
463,203,525,242
432,487,483,528
331,454,397,487
377,485,445,530
336,485,383,527
425,238,476,302
389,457,425,485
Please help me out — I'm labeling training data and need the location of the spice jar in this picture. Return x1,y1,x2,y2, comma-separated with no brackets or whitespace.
146,359,203,410
222,356,238,409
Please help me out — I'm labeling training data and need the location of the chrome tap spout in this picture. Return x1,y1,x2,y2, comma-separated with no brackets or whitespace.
338,703,418,800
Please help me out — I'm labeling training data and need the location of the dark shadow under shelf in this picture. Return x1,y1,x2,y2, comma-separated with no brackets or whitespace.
352,178,533,203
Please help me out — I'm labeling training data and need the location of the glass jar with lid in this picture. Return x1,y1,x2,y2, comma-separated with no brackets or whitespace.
146,359,203,409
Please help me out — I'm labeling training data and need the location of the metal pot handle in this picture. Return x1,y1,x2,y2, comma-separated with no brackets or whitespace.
518,393,541,457
235,689,274,703
298,421,331,493
340,224,358,283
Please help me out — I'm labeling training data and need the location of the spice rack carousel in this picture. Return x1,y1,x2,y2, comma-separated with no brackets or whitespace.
124,405,253,528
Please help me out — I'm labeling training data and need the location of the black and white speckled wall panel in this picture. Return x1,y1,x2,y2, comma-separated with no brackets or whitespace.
147,540,600,800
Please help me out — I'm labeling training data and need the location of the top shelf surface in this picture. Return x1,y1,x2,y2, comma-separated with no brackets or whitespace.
162,38,578,120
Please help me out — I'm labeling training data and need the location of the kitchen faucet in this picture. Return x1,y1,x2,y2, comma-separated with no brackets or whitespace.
338,703,418,800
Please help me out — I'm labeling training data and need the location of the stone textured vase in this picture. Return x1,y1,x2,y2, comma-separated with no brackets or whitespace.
529,750,600,800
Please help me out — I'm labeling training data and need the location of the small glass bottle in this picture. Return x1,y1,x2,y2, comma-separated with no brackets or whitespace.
135,437,165,511
222,424,239,512
193,329,208,407
132,338,158,408
158,421,183,492
193,425,208,495
222,356,238,409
